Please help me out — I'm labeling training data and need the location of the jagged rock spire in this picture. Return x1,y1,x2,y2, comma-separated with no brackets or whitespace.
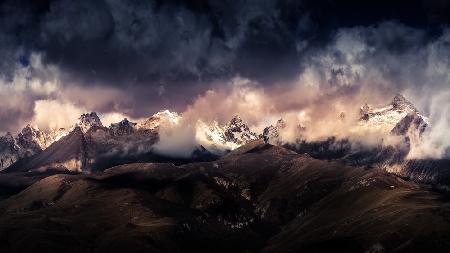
75,112,103,132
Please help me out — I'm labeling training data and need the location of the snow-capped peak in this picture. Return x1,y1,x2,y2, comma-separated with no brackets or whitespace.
0,132,19,170
74,112,103,133
137,110,181,130
196,115,258,154
226,115,244,128
16,124,48,151
47,128,69,143
0,124,53,170
42,112,102,145
223,115,258,145
358,94,429,148
154,110,180,124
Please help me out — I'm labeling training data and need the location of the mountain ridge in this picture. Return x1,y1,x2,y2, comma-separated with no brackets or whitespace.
1,94,447,190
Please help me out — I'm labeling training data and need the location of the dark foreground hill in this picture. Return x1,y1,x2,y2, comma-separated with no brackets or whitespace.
0,143,450,253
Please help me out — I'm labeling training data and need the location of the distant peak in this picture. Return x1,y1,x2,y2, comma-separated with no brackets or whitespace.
152,110,180,122
196,114,258,153
154,110,179,117
391,93,417,112
75,112,103,132
228,115,243,125
79,112,100,120
18,124,42,139
137,110,181,130
22,124,39,132
160,110,173,114
392,93,407,105
113,118,136,127
109,118,136,136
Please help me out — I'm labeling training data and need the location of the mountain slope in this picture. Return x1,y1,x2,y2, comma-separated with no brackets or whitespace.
0,125,51,170
0,113,101,171
1,143,450,252
6,127,87,173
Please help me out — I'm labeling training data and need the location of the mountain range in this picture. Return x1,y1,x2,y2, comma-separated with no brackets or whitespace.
1,94,450,253
1,94,445,187
0,109,262,173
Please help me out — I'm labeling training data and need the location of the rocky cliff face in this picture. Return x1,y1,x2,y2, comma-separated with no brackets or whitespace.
0,133,19,170
0,125,52,170
15,125,48,154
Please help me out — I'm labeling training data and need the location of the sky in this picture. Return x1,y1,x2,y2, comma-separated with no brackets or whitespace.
1,0,450,156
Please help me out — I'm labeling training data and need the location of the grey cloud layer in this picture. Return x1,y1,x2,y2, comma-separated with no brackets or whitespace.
3,0,302,85
1,0,449,87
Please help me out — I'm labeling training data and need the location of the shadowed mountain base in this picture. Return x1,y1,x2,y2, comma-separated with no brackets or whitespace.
0,143,450,253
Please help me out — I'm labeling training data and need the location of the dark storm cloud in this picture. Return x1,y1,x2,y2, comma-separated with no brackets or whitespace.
0,0,309,125
2,0,447,87
33,0,300,86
